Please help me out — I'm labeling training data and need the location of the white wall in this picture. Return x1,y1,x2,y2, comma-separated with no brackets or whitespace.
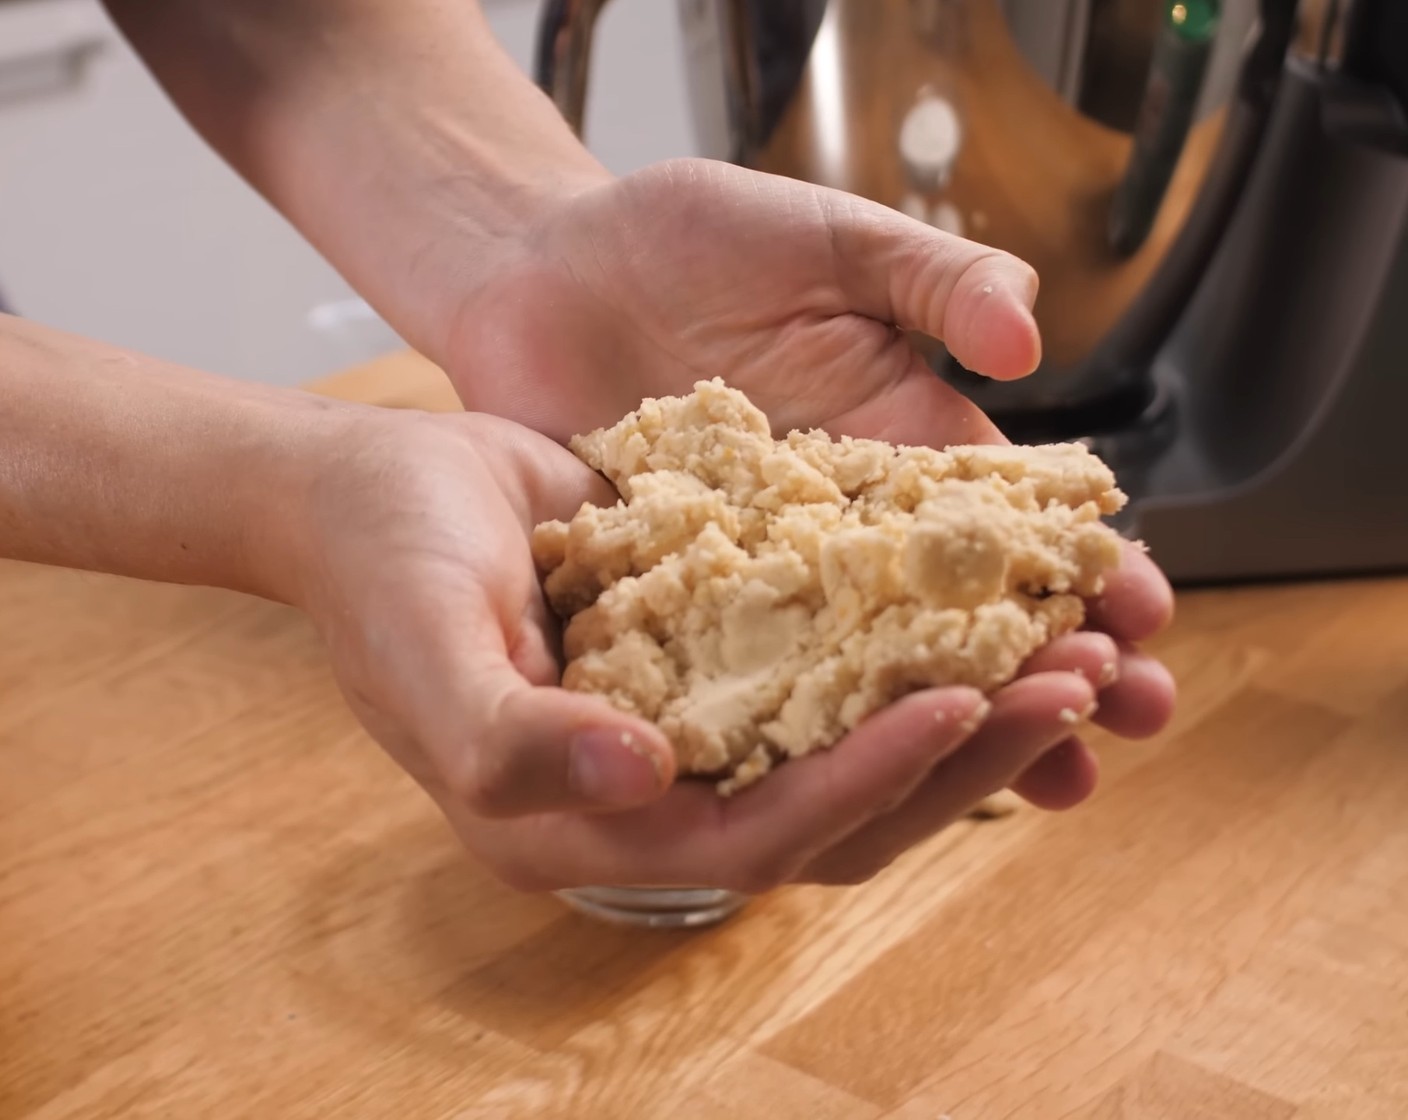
484,0,698,174
0,0,699,386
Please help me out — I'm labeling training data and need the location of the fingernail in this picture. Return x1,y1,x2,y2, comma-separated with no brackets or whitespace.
570,728,667,807
956,698,993,737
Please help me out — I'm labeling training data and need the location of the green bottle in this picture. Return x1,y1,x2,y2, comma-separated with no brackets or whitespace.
1108,0,1222,255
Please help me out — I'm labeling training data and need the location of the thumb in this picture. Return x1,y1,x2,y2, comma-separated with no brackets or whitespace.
397,591,675,817
424,638,677,820
821,189,1042,380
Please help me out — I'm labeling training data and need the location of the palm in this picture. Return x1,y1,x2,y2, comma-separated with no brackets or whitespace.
446,159,1038,448
305,413,618,793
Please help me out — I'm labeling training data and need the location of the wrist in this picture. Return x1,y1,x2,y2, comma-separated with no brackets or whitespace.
214,391,374,609
0,314,373,604
380,120,614,360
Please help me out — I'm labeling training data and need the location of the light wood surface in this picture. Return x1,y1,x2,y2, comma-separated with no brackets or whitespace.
4,350,1408,1119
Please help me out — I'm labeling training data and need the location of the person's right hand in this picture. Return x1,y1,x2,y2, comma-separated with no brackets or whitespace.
291,407,1166,893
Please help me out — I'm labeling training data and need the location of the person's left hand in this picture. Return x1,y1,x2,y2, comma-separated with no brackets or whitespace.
441,157,1036,448
433,157,1175,820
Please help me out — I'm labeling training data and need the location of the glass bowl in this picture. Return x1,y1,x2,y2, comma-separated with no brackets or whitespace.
555,886,749,929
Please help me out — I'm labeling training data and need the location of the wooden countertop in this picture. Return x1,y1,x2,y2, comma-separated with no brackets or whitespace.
4,351,1407,1119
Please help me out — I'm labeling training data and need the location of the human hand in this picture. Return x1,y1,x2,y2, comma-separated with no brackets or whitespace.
436,157,1175,823
289,408,1163,891
442,158,1037,447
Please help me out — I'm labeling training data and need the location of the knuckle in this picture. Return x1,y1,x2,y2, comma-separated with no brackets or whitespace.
446,750,517,819
955,248,1006,290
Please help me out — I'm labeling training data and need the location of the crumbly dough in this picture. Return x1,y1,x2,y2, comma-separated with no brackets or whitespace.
532,379,1126,794
968,789,1027,820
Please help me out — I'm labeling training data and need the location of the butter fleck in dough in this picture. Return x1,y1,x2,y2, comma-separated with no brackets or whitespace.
532,380,1127,794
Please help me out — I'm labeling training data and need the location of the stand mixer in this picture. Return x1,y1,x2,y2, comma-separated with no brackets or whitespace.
537,0,1408,583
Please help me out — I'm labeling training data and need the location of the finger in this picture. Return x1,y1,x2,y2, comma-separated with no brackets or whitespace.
705,686,991,890
493,687,991,892
825,352,1008,448
1090,646,1177,739
1086,543,1175,642
450,665,677,817
798,672,1095,885
409,601,677,819
1010,736,1100,810
1019,625,1174,738
467,414,622,525
1020,631,1121,690
509,599,566,686
819,189,1042,380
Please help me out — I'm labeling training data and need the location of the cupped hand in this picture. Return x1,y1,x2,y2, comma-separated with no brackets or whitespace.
294,409,679,820
289,408,1167,893
443,158,1037,449
438,157,1175,825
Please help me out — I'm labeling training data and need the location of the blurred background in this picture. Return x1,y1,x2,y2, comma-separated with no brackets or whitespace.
0,0,701,385
6,0,1407,582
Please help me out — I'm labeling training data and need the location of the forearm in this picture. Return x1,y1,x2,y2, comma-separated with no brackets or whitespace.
102,0,609,359
0,315,341,602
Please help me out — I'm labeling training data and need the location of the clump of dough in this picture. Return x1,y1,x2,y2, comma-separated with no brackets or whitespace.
532,379,1126,794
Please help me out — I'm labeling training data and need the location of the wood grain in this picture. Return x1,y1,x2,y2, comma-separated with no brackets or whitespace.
3,350,1407,1118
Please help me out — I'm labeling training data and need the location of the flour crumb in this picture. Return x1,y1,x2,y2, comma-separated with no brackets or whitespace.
967,789,1025,819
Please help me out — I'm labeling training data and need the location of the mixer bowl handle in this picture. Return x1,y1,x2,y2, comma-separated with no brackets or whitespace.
535,0,613,136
